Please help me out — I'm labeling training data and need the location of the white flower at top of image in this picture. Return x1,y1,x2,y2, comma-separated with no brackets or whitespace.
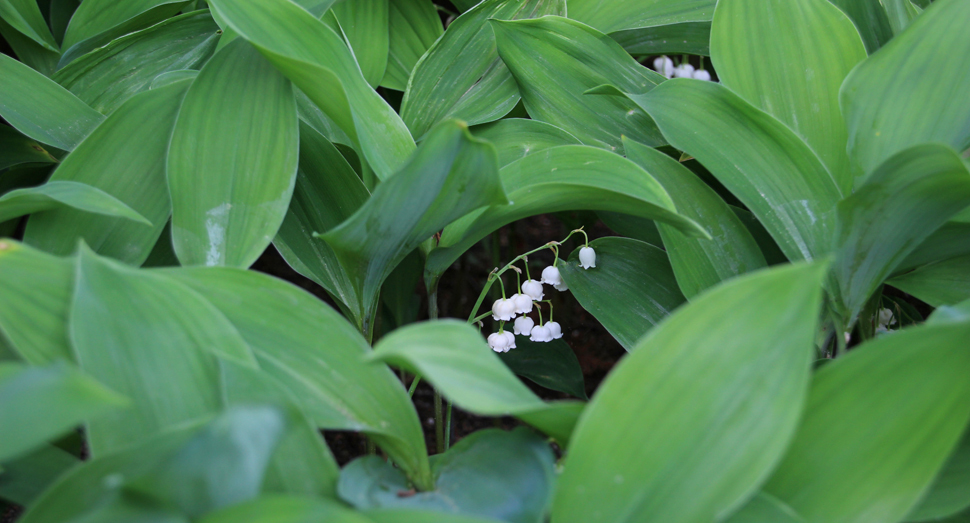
530,324,554,343
521,279,544,301
653,56,674,78
513,315,534,336
487,332,512,352
541,265,562,286
511,293,533,314
546,321,563,340
578,246,596,269
491,298,517,322
673,63,695,78
503,330,516,350
693,69,712,81
878,308,896,327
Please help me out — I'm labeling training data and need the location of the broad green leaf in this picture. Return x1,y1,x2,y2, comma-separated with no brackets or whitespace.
322,120,506,336
379,249,423,331
199,495,369,523
168,39,298,268
827,0,893,53
23,80,188,264
499,336,587,399
567,0,715,34
884,0,920,34
597,211,663,247
70,246,255,456
426,145,707,286
762,320,970,523
0,15,59,76
624,138,766,299
0,361,127,462
609,21,712,56
400,0,565,140
340,428,555,523
273,122,369,321
0,125,58,170
48,0,79,44
623,79,843,261
369,320,584,445
841,0,970,175
558,237,686,351
151,69,200,89
0,445,79,505
831,144,970,321
0,0,58,51
0,181,152,225
209,0,415,181
722,493,805,523
732,205,789,266
366,509,502,523
52,11,219,114
553,261,828,523
906,431,970,522
0,53,104,151
890,255,970,307
60,0,187,56
382,0,442,91
331,0,389,88
161,267,434,491
491,16,665,152
0,241,73,365
470,118,580,167
711,0,866,192
895,222,970,274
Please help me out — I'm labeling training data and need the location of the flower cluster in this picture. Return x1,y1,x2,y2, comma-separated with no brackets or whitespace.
652,56,713,81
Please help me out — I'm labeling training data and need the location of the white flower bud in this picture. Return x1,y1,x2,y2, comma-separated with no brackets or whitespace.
546,321,563,339
541,266,562,286
653,56,674,78
513,315,534,336
673,63,695,78
491,298,517,321
554,280,568,292
487,332,510,352
530,324,554,343
503,331,516,351
511,293,533,314
521,279,544,301
877,308,896,327
692,69,712,81
578,246,596,269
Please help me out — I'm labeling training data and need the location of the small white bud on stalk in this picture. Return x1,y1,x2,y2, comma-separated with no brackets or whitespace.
491,298,517,321
653,56,674,78
693,69,712,81
877,308,896,327
521,279,544,301
578,246,596,269
673,63,695,78
513,316,535,336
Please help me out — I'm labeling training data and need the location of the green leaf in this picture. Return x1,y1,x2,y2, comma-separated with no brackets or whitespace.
827,0,893,53
331,0,389,88
762,320,970,523
151,69,200,89
624,79,843,261
365,509,502,523
0,15,60,76
426,145,707,285
609,21,712,56
831,144,970,320
322,120,506,336
841,0,970,175
890,255,970,307
400,0,564,139
369,320,584,445
48,0,79,44
23,80,188,265
883,0,920,34
470,118,580,168
199,495,370,523
209,0,415,181
340,428,555,523
558,237,686,351
597,211,663,247
906,430,970,522
382,0,442,91
0,361,127,462
498,336,587,399
711,0,866,192
722,493,805,523
52,11,219,115
0,181,152,225
60,0,187,55
0,125,58,170
491,16,665,152
70,246,255,456
567,0,715,34
0,445,79,506
168,39,298,268
624,138,767,299
0,0,59,51
161,267,434,492
0,53,104,151
895,222,970,274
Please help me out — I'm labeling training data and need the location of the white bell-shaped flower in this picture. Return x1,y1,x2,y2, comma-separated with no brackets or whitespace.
877,308,896,327
513,315,534,336
653,56,674,78
503,331,516,351
530,324,554,343
511,293,533,314
693,69,711,81
554,280,568,292
578,246,596,269
541,266,562,286
673,63,695,78
546,321,563,339
491,298,517,321
487,332,511,352
521,279,544,301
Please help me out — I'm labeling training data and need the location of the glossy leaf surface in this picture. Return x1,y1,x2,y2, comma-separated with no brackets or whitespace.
60,0,185,52
827,0,892,53
470,118,580,168
567,0,715,33
0,125,58,170
0,0,58,51
499,337,587,399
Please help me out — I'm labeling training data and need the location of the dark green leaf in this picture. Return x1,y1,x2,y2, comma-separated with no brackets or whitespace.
498,336,586,399
722,493,805,523
907,430,970,522
0,125,58,170
0,445,79,505
382,0,442,91
60,0,187,57
596,211,663,247
567,0,715,34
895,222,970,274
0,0,59,51
609,21,712,56
0,15,59,76
890,255,970,307
827,0,893,53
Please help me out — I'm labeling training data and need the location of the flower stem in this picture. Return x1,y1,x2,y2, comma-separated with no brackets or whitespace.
536,303,544,326
543,300,554,322
429,287,444,454
575,227,589,247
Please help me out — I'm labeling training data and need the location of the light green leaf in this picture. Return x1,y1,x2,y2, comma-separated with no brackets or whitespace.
0,361,128,462
151,69,200,89
23,80,188,264
52,11,219,115
168,39,298,268
0,181,152,226
722,493,805,523
400,0,564,140
0,0,59,51
199,495,370,523
426,144,707,285
0,125,58,170
470,118,580,168
762,320,970,523
609,21,712,56
884,0,920,34
382,0,442,91
711,0,866,192
624,79,843,261
894,222,970,274
827,0,893,53
491,16,665,152
0,53,104,151
161,267,434,492
498,336,587,399
331,0,389,88
209,0,415,181
624,138,766,298
322,120,506,336
60,0,187,57
831,144,970,321
890,255,970,307
366,509,503,523
567,0,715,34
553,261,828,523
906,431,970,522
0,445,79,506
558,237,686,351
369,320,584,446
340,428,555,523
841,0,970,175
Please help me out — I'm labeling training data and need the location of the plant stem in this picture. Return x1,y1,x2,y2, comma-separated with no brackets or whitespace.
429,287,444,454
445,401,453,451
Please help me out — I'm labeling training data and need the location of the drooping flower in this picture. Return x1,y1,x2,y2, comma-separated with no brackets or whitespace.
487,332,512,352
653,56,674,78
503,330,516,350
521,279,544,301
530,324,554,342
693,69,712,81
491,298,517,322
554,280,568,292
513,315,535,336
877,308,896,327
578,246,596,269
673,63,695,78
546,321,563,339
511,293,534,314
541,266,562,286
